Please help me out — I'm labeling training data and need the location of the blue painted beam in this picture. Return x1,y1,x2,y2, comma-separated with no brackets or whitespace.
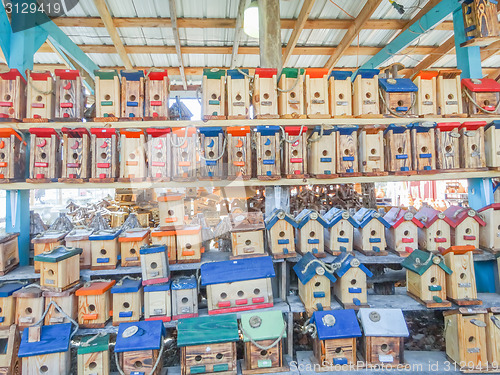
453,7,482,79
0,3,12,62
6,190,30,266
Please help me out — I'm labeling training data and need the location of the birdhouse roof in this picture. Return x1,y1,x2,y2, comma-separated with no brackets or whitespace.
12,284,42,298
0,282,26,297
177,314,239,347
146,127,171,137
306,68,329,78
0,68,26,83
383,208,423,229
171,276,197,290
335,125,359,135
323,207,359,228
255,68,277,78
89,229,121,241
76,280,116,296
77,334,110,355
118,228,150,242
227,69,249,79
353,69,379,79
229,212,265,232
0,232,19,244
408,121,436,132
379,78,418,92
358,309,409,337
256,125,280,135
485,120,500,131
120,70,144,81
295,209,328,229
280,68,304,79
265,208,298,230
201,256,275,286
203,68,226,79
293,252,336,285
401,249,452,276
313,309,361,340
384,123,409,135
18,323,72,357
114,320,165,353
94,69,118,80
111,278,142,294
462,78,500,92
0,128,24,143
157,193,184,202
29,128,59,138
414,70,439,80
144,281,171,292
30,71,53,81
120,129,145,138
436,122,461,132
311,125,335,135
478,203,500,212
329,70,352,80
145,69,168,80
55,69,80,80
227,126,251,136
33,246,82,263
414,206,452,228
198,126,224,136
140,244,166,255
90,128,117,137
60,127,89,137
443,206,486,227
333,253,373,278
440,245,476,256
459,121,486,131
353,208,390,228
240,310,286,342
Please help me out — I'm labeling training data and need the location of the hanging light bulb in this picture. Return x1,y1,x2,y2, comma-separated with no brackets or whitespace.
244,0,259,38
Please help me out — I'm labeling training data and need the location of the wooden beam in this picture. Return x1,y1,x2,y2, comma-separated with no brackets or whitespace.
486,67,500,80
168,0,187,90
231,0,246,69
282,0,316,67
404,36,455,78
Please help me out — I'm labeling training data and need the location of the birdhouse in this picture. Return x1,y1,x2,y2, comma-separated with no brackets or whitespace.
305,68,330,119
146,127,171,181
111,277,143,325
0,129,26,182
437,70,464,117
227,69,250,119
379,77,418,117
28,128,61,182
157,192,185,227
120,70,144,119
358,309,409,366
336,125,360,176
13,284,44,330
32,230,66,273
409,121,437,173
89,229,121,270
95,69,120,119
171,127,197,181
76,280,115,328
462,78,500,116
144,281,171,322
18,323,72,375
145,69,169,120
226,126,253,180
461,0,500,47
114,320,165,375
26,71,55,121
150,227,177,264
435,122,461,171
443,206,485,249
202,69,226,120
278,68,305,119
308,125,336,178
383,124,414,175
176,225,203,263
34,246,82,292
293,252,336,316
0,325,20,374
441,246,481,306
42,283,80,325
353,208,390,256
177,314,239,375
485,120,500,169
324,208,359,255
333,253,373,309
198,127,226,180
401,249,452,308
0,282,25,328
64,228,93,270
479,204,500,252
77,333,110,375
255,126,281,180
295,209,328,257
415,206,453,253
119,228,150,267
140,245,170,285
312,309,362,368
282,126,308,179
486,307,500,366
240,310,288,373
0,233,19,275
383,208,424,257
254,68,278,119
201,256,274,314
352,69,380,117
328,70,352,117
358,124,387,176
59,127,91,182
229,212,265,259
412,70,438,116
119,129,147,181
264,208,298,259
0,69,26,121
171,276,198,320
459,121,487,169
89,128,119,182
54,69,84,120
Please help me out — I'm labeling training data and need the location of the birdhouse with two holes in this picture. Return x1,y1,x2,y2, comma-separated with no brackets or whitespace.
171,276,198,320
308,125,336,178
42,283,80,325
437,70,464,116
461,0,500,47
443,206,485,249
119,228,150,267
54,69,84,120
34,246,82,292
282,126,308,179
0,233,19,275
28,128,61,182
13,284,44,330
26,71,54,121
353,208,390,256
199,127,226,180
144,281,171,322
111,278,143,325
328,70,352,117
0,325,20,375
412,70,438,116
115,320,165,375
151,227,177,264
19,323,72,375
176,225,203,263
358,124,387,176
140,245,170,285
227,69,250,119
254,68,278,118
202,69,226,120
278,68,305,119
120,70,144,119
324,208,358,255
0,129,26,182
293,252,336,316
77,333,110,375
379,77,418,117
435,122,461,170
335,125,359,176
409,122,437,173
89,229,121,270
353,69,380,117
60,127,90,181
484,120,500,168
463,78,500,116
89,128,119,182
95,69,120,119
415,206,453,253
256,126,281,180
0,282,25,328
265,208,298,259
479,204,500,252
333,253,373,309
119,129,147,181
64,228,93,270
227,126,253,180
0,69,26,122
202,256,274,314
158,193,185,227
32,230,66,273
145,69,169,120
146,127,171,181
295,209,328,257
229,212,265,259
305,68,330,118
240,310,288,374
178,314,239,375
383,208,424,256
76,280,115,328
171,127,197,181
384,124,414,175
459,121,487,169
486,307,500,366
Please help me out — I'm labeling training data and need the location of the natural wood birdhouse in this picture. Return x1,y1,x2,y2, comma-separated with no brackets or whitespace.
265,208,297,259
77,333,110,375
202,69,226,120
171,276,198,320
199,126,226,180
412,70,438,116
95,69,121,120
435,122,461,170
171,127,197,181
120,70,144,119
89,128,119,182
308,125,336,178
0,69,26,121
409,121,437,173
415,205,453,253
295,209,328,258
34,246,82,292
282,126,308,179
484,120,500,169
59,127,90,182
461,0,500,47
255,126,281,180
443,206,486,249
64,228,93,270
54,69,85,120
437,70,464,117
353,208,390,256
111,277,143,325
28,128,61,182
384,124,415,175
157,192,185,227
32,230,66,273
479,203,500,252
176,225,203,263
89,229,121,270
278,68,305,119
229,212,265,259
119,129,147,181
352,69,380,117
146,127,172,181
462,78,500,116
26,71,55,121
144,281,171,322
358,124,387,175
227,69,250,119
383,208,424,256
150,227,177,264
0,233,19,275
145,69,169,120
119,228,150,267
0,128,26,182
328,70,352,117
305,68,330,119
485,307,500,366
13,284,44,330
379,76,418,117
76,280,115,328
324,208,358,255
140,244,170,285
42,283,80,325
227,126,253,180
333,253,373,309
336,125,360,176
254,68,278,119
0,282,25,328
0,325,20,374
459,121,487,169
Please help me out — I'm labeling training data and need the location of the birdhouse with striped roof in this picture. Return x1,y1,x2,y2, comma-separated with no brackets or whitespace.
265,208,298,259
144,281,171,322
0,282,25,328
336,125,360,176
255,126,281,180
89,128,119,182
305,68,330,118
379,77,418,117
443,206,485,249
463,78,500,116
459,121,487,169
478,204,500,252
227,69,250,119
111,277,143,325
227,126,253,180
254,68,279,119
0,325,20,375
199,127,226,180
140,244,170,285
89,229,121,270
484,120,500,168
278,68,305,119
13,284,44,330
384,123,414,175
412,70,438,116
146,127,172,181
76,280,115,328
409,121,437,173
333,253,373,309
0,128,26,182
119,129,147,181
26,71,55,121
415,205,453,253
176,225,203,263
353,208,390,256
77,333,110,375
352,69,380,117
32,230,67,273
42,283,80,325
461,0,500,47
323,207,358,255
64,228,93,270
485,307,500,366
157,192,185,228
283,125,308,179
229,212,265,259
120,70,144,119
28,128,61,182
145,69,169,120
435,122,461,170
0,69,26,121
150,227,177,264
119,228,150,267
383,208,423,257
171,127,197,181
437,69,464,117
59,127,90,182
308,125,336,178
171,276,198,320
202,69,226,120
358,124,387,176
34,245,82,292
95,69,120,119
54,69,85,120
295,209,328,258
329,70,353,117
0,233,19,275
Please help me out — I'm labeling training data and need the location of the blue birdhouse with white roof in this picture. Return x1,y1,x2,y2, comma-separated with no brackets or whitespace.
111,277,143,326
324,208,359,255
353,208,390,256
255,126,281,180
295,209,329,257
265,208,298,259
332,253,373,309
198,127,226,180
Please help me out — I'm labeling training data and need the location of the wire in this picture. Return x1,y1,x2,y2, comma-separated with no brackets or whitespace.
328,0,355,19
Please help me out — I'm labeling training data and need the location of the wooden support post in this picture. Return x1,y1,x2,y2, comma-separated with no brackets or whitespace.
259,0,281,69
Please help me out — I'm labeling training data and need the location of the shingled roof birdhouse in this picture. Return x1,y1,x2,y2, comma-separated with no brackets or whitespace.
353,208,390,256
324,207,359,255
265,208,298,259
383,208,424,257
415,205,453,253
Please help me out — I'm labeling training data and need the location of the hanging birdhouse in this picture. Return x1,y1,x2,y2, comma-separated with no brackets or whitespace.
479,204,500,252
462,78,500,116
226,126,253,180
119,228,150,267
265,208,298,259
379,77,418,117
254,68,279,119
171,276,198,320
120,70,144,119
0,281,25,328
304,68,330,118
89,229,121,270
227,69,250,119
176,225,203,263
171,127,197,181
0,69,26,121
459,121,487,170
332,253,373,309
0,233,19,275
144,281,171,322
75,280,116,328
77,333,110,375
25,71,55,122
0,325,20,374
13,284,44,330
255,126,281,180
384,124,415,175
324,208,359,255
336,125,360,176
308,125,337,178
415,205,453,253
140,244,170,285
42,283,80,325
353,207,390,256
282,126,308,179
95,69,120,120
111,277,143,325
278,68,305,119
0,128,26,182
352,69,381,117
151,227,177,264
461,0,500,47
34,246,82,292
54,69,85,120
32,230,66,273
412,70,438,116
435,122,461,171
409,121,437,173
358,124,387,176
145,69,169,120
89,128,119,182
119,129,147,181
443,206,486,249
383,208,424,257
59,127,91,182
437,70,464,117
199,127,226,180
27,128,61,182
146,127,171,181
64,228,93,270
329,70,353,117
295,209,329,258
202,69,226,120
229,212,265,259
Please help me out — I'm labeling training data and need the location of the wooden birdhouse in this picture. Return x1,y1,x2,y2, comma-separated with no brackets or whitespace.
379,77,418,117
140,244,170,285
120,70,144,119
26,71,54,121
459,121,487,169
119,228,150,267
255,126,281,180
333,253,373,309
176,225,203,263
383,208,424,257
463,78,500,116
13,284,44,330
0,282,25,328
0,69,26,121
34,246,82,292
293,252,336,315
114,320,165,375
401,249,452,308
308,125,336,178
119,129,147,181
352,69,380,117
0,128,26,182
324,208,359,255
443,205,486,249
227,126,253,180
358,124,387,176
412,70,438,116
0,233,19,275
441,246,481,305
435,122,461,171
312,309,362,369
64,228,93,270
151,227,177,264
89,128,119,182
177,314,239,375
111,277,143,325
461,0,500,47
485,120,500,169
282,126,308,179
437,70,464,117
146,127,171,181
144,281,171,322
384,124,414,175
54,69,84,120
59,127,90,182
328,70,352,117
409,121,437,173
171,276,198,320
89,229,121,270
229,212,265,259
278,68,305,119
415,205,453,253
32,230,66,273
264,208,298,259
202,69,226,120
353,208,390,256
145,69,169,120
254,68,278,119
76,280,116,328
0,325,20,374
479,204,500,252
201,256,274,314
358,309,409,366
77,333,110,375
42,283,80,325
28,128,61,182
336,125,360,176
305,68,330,119
19,323,72,375
486,307,500,366
95,69,120,120
240,310,288,373
157,192,185,227
171,127,197,181
227,69,250,119
295,209,328,258
199,127,226,180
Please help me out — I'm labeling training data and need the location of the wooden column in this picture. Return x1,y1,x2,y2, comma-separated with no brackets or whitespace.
258,0,282,69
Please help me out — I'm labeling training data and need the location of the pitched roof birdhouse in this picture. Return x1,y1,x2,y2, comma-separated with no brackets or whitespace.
461,0,500,47
198,127,226,180
0,69,26,121
443,206,485,249
171,276,198,320
26,71,55,122
59,127,90,182
89,229,121,270
202,69,226,120
227,126,253,180
384,124,415,175
227,69,250,119
353,208,390,256
54,69,85,120
171,127,197,181
282,126,308,179
379,77,418,117
95,69,120,120
145,69,169,120
146,127,172,181
119,129,147,181
383,208,423,256
415,206,453,253
333,253,373,309
358,124,387,176
77,333,110,375
144,281,171,322
329,70,352,117
0,232,19,275
265,208,298,259
336,125,360,176
111,277,143,325
0,325,20,374
437,70,464,117
75,280,115,328
254,68,279,119
120,70,144,119
278,68,305,119
0,129,26,182
34,246,82,292
295,209,328,257
0,282,25,328
352,69,380,117
305,68,330,119
462,78,500,116
478,204,500,252
255,126,281,180
13,284,44,330
42,283,80,325
459,121,487,169
151,227,177,264
436,122,461,170
412,70,438,116
409,121,437,173
229,212,265,259
140,244,170,285
324,208,358,255
89,128,119,182
308,125,336,178
28,128,61,182
176,225,203,263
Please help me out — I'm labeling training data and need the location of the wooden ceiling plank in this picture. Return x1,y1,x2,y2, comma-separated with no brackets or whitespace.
282,0,316,67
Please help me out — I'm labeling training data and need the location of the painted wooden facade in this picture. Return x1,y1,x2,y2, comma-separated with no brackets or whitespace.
295,209,328,258
384,124,414,175
28,128,61,181
0,69,26,121
461,0,500,47
414,205,453,253
89,128,119,182
227,126,253,180
54,69,85,120
145,69,169,119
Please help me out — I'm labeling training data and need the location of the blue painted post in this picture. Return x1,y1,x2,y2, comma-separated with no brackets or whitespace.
452,7,482,79
5,190,30,266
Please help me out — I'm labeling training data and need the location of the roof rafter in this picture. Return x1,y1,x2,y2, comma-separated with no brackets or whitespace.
282,0,316,67
230,0,247,69
168,0,187,90
404,36,455,78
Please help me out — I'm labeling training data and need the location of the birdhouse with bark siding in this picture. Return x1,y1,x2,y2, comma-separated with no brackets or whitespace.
383,123,414,175
75,280,115,328
120,70,144,119
358,124,387,176
89,128,119,182
28,128,61,182
54,69,85,120
409,121,437,173
0,69,26,121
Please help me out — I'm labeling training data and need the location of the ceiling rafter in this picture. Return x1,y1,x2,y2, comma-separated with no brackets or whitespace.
282,0,316,67
230,0,247,69
168,0,187,90
404,36,455,78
